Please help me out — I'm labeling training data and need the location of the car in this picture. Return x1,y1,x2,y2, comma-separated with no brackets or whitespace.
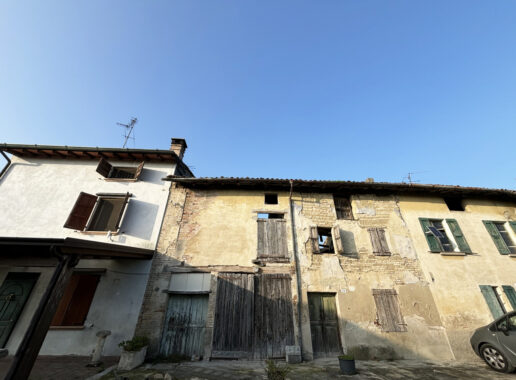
470,311,516,373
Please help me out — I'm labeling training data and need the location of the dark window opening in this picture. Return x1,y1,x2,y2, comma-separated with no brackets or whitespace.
334,195,352,219
257,213,284,219
96,158,144,180
495,223,516,254
88,197,126,231
444,197,464,211
264,193,278,205
427,220,454,252
51,273,100,327
110,166,137,179
317,227,334,253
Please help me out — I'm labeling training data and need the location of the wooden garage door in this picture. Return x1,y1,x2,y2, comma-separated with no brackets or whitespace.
160,294,209,359
254,274,295,359
308,293,342,357
212,273,254,358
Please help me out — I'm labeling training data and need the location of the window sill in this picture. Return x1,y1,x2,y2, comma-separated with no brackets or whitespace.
103,178,137,182
440,252,466,256
79,231,119,235
49,326,85,330
253,257,290,264
509,254,516,258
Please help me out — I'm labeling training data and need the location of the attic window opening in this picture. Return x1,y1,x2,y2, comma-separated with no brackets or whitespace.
96,158,144,181
334,195,352,219
317,227,334,253
264,193,278,205
257,213,284,219
444,197,464,211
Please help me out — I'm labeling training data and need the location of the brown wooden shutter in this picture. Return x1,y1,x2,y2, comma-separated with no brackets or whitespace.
134,161,145,180
368,228,381,254
310,226,319,254
113,193,131,231
257,219,267,257
51,274,80,326
332,225,344,254
334,196,352,219
96,158,112,178
372,289,406,332
377,228,390,255
258,220,288,259
64,192,98,230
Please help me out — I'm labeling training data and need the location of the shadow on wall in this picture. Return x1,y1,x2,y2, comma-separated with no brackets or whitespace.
139,169,170,186
122,199,159,240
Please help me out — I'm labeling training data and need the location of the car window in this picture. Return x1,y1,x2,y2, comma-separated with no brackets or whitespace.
497,318,508,331
509,315,516,331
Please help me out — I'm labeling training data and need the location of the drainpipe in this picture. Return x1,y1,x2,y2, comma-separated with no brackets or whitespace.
0,151,11,179
289,179,304,360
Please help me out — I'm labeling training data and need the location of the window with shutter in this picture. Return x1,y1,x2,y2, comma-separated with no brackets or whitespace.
96,158,145,181
419,218,468,253
257,215,288,260
372,289,407,332
51,273,100,327
334,196,352,220
332,225,344,254
483,221,514,255
314,227,334,254
64,192,131,232
502,286,516,310
368,228,390,256
445,219,471,253
479,285,506,319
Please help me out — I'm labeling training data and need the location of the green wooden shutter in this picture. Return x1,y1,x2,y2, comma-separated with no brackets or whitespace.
419,218,441,252
483,221,510,255
445,219,471,253
479,285,505,319
509,221,516,234
502,286,516,310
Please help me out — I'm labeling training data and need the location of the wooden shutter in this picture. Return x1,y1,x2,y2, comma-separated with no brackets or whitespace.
114,193,131,231
502,286,516,310
509,221,516,234
64,192,98,230
377,228,390,255
369,228,390,255
257,219,266,257
418,218,441,253
372,289,407,332
257,220,288,259
96,158,112,178
334,196,352,219
310,226,319,254
134,161,145,180
479,285,505,319
445,219,471,253
483,221,510,254
332,226,344,254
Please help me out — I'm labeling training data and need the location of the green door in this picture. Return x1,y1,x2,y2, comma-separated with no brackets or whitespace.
0,273,39,347
308,293,342,357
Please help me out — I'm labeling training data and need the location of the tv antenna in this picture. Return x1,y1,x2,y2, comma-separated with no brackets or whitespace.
402,171,429,184
117,117,137,148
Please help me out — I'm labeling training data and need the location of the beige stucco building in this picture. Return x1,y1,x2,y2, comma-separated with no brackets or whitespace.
136,177,516,362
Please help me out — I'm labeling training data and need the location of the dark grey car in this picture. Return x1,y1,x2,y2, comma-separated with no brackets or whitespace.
470,311,516,373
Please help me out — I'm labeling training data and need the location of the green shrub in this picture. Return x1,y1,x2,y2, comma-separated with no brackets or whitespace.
265,360,290,380
118,336,149,352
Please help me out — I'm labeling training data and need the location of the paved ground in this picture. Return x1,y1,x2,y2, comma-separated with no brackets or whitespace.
105,358,516,380
0,355,118,380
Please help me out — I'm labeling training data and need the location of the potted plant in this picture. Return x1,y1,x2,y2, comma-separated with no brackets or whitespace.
338,354,357,375
118,336,149,371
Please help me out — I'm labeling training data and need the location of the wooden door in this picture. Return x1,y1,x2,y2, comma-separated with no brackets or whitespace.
308,293,342,357
160,294,209,358
254,274,295,359
0,273,39,347
212,273,254,358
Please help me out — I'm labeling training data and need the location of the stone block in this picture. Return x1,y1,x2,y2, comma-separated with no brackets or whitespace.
285,345,302,364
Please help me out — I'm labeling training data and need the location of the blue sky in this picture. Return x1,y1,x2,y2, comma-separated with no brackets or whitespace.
1,1,515,188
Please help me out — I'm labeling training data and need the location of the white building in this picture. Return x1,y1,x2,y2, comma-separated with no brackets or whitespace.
0,139,192,369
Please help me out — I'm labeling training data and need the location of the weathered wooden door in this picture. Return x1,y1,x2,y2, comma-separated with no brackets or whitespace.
308,293,342,357
212,273,254,358
160,294,209,358
0,273,39,347
254,274,295,359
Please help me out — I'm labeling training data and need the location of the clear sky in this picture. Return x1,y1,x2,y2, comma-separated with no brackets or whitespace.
1,1,515,189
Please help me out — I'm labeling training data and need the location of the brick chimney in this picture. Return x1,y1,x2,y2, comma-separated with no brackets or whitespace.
170,138,187,160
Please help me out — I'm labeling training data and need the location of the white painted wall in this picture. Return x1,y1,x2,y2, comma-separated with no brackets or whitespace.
0,156,175,249
0,155,177,356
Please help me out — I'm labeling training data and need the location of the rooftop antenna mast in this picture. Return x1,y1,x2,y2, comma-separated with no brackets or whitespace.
403,171,428,184
117,117,137,148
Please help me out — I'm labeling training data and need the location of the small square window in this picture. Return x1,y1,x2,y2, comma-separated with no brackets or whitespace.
257,213,283,219
264,193,278,205
444,197,464,211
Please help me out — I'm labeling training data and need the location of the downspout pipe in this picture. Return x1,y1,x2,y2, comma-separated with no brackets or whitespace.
0,151,11,179
289,179,304,360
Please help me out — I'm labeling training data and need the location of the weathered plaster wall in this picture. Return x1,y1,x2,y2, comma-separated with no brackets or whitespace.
0,156,174,249
398,196,516,360
293,193,452,361
136,186,298,357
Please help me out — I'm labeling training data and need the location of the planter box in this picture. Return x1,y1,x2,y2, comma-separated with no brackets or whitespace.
118,346,147,371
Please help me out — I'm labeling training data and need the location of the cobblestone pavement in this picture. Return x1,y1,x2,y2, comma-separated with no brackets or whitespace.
108,358,516,380
0,355,118,380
